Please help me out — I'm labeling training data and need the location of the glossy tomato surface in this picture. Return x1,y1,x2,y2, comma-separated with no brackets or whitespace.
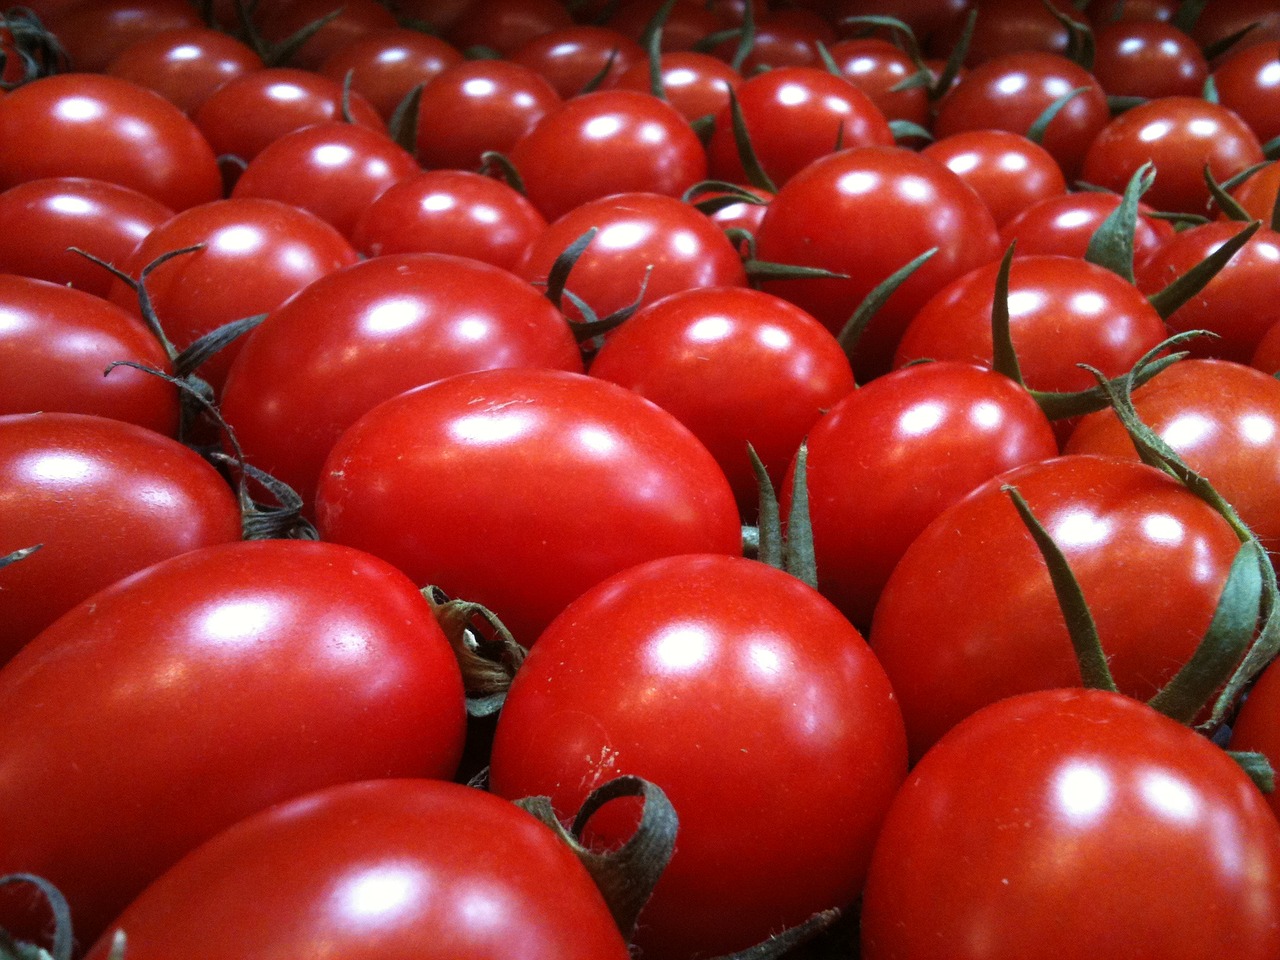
861,689,1280,960
1229,658,1280,820
490,553,908,960
921,129,1067,228
85,779,630,960
0,539,466,947
997,188,1175,263
104,25,264,115
319,27,463,120
612,50,740,123
510,24,643,98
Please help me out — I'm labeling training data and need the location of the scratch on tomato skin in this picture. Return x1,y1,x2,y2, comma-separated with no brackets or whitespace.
579,744,622,792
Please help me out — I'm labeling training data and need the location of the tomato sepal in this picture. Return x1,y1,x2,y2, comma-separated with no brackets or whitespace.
0,874,71,960
422,585,527,718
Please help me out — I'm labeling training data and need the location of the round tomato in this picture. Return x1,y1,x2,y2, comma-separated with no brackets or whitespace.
445,0,573,56
104,25,264,116
997,188,1175,263
825,37,931,129
490,553,907,960
252,0,398,70
1213,41,1280,147
510,25,644,99
1229,657,1280,820
45,0,203,74
612,50,740,124
314,368,742,647
861,688,1280,960
318,27,463,121
0,539,466,947
1090,18,1207,100
920,129,1067,227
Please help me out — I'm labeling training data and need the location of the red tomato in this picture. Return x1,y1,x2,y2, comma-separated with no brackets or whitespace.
220,252,582,509
998,188,1176,263
45,0,202,74
1091,19,1208,100
861,689,1280,960
588,286,855,517
319,27,464,121
0,176,173,297
0,412,240,665
1229,658,1280,820
869,454,1242,760
104,26,264,116
1066,358,1280,555
1232,159,1280,223
1192,1,1280,52
791,361,1059,629
825,37,931,129
445,0,573,56
510,90,707,223
107,196,359,393
1081,97,1264,215
510,25,644,98
921,129,1067,227
926,0,1080,64
230,121,420,241
253,0,398,71
314,368,742,647
414,59,561,172
0,539,466,946
705,67,894,189
711,8,836,74
0,275,178,433
85,779,630,960
490,553,908,960
701,183,772,237
0,73,222,211
515,192,747,324
603,0,730,53
612,51,740,124
1213,41,1280,152
752,146,1001,381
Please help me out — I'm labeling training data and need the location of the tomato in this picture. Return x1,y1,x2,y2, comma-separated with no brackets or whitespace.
711,8,836,74
84,779,629,960
920,129,1067,227
1081,96,1265,215
314,368,742,647
352,168,546,270
603,0,730,53
932,51,1110,180
515,192,748,324
318,27,464,121
0,73,222,211
705,67,895,190
230,121,420,241
861,688,1280,960
588,286,855,517
414,59,561,172
825,37,931,130
220,252,582,510
752,145,1001,382
445,0,574,56
1066,358,1280,556
46,0,202,74
701,183,771,237
1134,220,1280,365
1212,41,1280,148
104,26,264,116
0,412,241,665
790,361,1058,630
1090,19,1208,100
0,539,466,947
0,275,178,433
0,176,173,297
510,25,644,99
489,553,907,960
1192,1,1280,53
1229,658,1280,820
869,454,1242,760
253,0,398,71
107,196,359,394
510,90,707,223
831,0,968,48
1232,159,1280,223
612,50,740,124
997,188,1176,263
193,67,385,164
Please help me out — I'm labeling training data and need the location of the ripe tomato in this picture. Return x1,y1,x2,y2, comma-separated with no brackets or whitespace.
0,73,222,211
0,539,466,947
0,411,240,665
1090,19,1207,100
445,0,573,57
45,0,202,74
711,8,836,73
861,688,1280,960
490,553,907,960
1229,658,1280,820
510,25,644,98
612,51,740,124
1213,41,1280,147
314,368,742,647
825,37,931,129
920,129,1067,227
318,27,464,121
253,0,398,71
997,188,1175,263
104,26,264,116
603,0,730,53
1231,159,1280,223
85,779,630,960
220,253,582,510
869,454,1242,760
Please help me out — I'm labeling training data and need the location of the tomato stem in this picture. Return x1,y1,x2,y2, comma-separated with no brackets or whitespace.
0,873,73,960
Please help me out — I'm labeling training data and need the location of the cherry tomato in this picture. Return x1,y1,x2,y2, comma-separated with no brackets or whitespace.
1231,159,1280,222
220,252,582,510
1212,41,1280,147
588,286,855,517
510,89,707,223
701,183,772,237
603,0,730,53
861,688,1280,960
711,7,836,74
107,196,359,393
825,37,931,129
791,361,1058,629
1252,316,1280,374
0,176,173,297
314,368,742,647
318,27,464,121
0,539,466,947
869,454,1241,760
1091,19,1208,100
253,0,398,71
105,26,264,116
612,51,740,124
997,188,1176,263
84,779,630,960
0,73,222,211
46,0,202,74
1192,1,1280,53
1229,658,1280,820
753,145,1001,382
445,0,574,56
921,129,1067,227
510,25,644,99
1081,96,1264,215
0,412,240,665
490,553,908,959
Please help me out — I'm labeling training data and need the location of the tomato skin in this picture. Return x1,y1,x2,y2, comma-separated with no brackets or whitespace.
793,361,1058,630
753,146,1001,382
445,0,574,57
868,454,1241,761
1232,159,1280,223
0,176,173,297
105,26,264,116
0,411,241,665
220,253,583,509
1229,660,1280,820
254,0,398,71
510,25,644,98
825,37,931,129
0,73,222,212
612,51,740,124
920,129,1067,227
588,286,855,517
1213,41,1280,147
46,0,203,74
490,553,908,960
0,539,466,947
1090,19,1207,100
603,0,731,53
861,688,1280,960
84,779,629,960
319,27,464,121
315,368,742,647
997,188,1175,263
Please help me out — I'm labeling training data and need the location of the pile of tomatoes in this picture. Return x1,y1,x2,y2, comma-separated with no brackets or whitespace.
4,0,1280,957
